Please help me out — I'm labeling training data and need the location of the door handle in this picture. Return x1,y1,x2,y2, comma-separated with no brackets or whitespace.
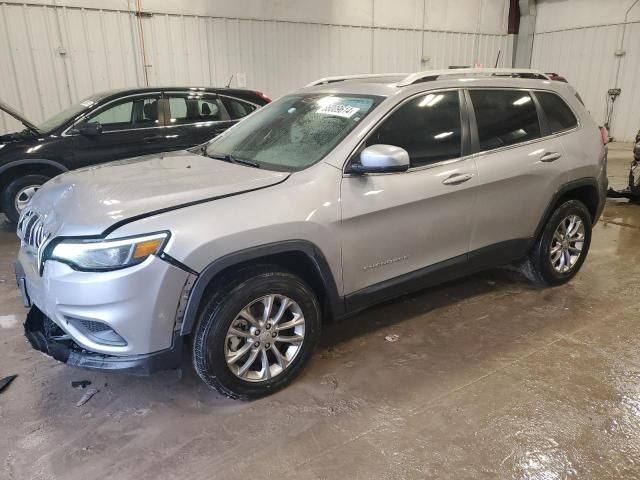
143,134,163,143
540,151,562,162
442,172,474,185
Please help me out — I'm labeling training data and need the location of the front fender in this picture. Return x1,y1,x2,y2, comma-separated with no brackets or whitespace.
179,240,345,335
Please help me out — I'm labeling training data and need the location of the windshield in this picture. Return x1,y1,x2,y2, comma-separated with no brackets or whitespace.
205,93,383,171
36,94,102,132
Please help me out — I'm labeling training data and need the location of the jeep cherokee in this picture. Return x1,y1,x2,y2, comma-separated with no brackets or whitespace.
15,69,607,399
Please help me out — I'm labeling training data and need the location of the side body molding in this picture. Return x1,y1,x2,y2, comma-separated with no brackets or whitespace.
179,240,345,335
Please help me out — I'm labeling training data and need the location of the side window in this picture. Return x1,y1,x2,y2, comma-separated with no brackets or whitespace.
365,90,462,168
222,97,257,120
536,91,578,133
89,102,131,126
168,95,222,125
86,96,159,132
469,90,540,151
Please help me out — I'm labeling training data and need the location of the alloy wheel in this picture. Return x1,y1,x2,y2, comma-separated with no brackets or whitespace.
550,214,585,273
224,294,305,382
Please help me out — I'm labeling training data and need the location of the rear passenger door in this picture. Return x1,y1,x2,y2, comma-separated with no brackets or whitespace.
467,89,568,258
534,90,583,179
164,92,233,150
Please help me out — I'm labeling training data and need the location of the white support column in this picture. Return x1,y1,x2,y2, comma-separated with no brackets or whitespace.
513,0,535,67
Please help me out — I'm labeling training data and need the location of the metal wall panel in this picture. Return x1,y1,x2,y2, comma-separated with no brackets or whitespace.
372,28,511,73
0,2,511,134
532,23,640,142
0,3,142,133
612,22,640,142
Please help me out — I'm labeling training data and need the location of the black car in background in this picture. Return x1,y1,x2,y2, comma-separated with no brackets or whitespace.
0,87,271,223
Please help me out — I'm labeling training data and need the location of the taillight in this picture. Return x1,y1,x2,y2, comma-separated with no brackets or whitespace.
257,91,272,103
599,126,609,145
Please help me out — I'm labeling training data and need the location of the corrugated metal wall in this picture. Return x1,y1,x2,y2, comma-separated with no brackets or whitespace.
532,22,640,142
0,2,511,135
0,3,143,133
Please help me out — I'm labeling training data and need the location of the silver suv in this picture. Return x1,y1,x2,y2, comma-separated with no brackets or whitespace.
15,69,607,399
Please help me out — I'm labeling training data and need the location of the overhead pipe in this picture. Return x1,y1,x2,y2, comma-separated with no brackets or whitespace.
613,0,640,88
51,0,74,104
606,0,639,135
135,0,150,86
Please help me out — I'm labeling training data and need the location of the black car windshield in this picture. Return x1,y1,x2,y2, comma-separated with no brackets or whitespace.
205,93,383,171
36,94,102,132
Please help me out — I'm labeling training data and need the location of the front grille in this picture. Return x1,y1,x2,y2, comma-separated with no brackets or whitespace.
17,209,47,250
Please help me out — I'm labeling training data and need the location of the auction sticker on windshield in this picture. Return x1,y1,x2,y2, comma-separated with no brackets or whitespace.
316,103,360,118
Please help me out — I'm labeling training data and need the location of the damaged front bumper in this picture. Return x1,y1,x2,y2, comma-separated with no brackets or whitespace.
15,238,194,362
15,249,193,375
24,306,183,375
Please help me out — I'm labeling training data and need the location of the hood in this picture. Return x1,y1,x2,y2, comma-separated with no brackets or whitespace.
29,150,289,236
0,99,39,133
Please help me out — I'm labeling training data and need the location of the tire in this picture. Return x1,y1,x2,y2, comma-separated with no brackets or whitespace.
192,266,321,400
1,174,50,224
520,199,592,287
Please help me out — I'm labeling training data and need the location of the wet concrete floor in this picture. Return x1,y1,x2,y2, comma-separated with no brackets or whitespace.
1,142,640,479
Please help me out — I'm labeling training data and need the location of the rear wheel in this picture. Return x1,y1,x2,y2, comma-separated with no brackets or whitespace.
520,199,592,286
1,174,50,223
192,267,321,400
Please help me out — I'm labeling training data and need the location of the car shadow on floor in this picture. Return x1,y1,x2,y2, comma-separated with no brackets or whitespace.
318,266,532,351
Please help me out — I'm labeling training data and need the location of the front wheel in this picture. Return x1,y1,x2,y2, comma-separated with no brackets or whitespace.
1,174,51,223
520,199,592,286
192,267,321,400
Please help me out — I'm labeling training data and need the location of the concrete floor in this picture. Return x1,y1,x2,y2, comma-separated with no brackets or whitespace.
1,143,639,479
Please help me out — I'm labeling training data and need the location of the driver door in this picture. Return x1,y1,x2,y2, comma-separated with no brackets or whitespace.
71,92,167,168
340,90,478,302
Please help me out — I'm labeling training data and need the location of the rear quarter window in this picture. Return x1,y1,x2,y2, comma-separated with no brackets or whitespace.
536,91,578,133
222,97,257,120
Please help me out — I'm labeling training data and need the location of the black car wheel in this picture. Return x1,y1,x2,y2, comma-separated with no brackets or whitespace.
1,174,50,223
192,266,321,400
520,199,592,286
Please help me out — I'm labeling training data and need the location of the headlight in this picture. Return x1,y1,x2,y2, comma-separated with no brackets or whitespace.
47,232,169,271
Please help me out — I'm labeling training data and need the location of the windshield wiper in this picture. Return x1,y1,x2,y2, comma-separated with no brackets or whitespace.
206,153,260,168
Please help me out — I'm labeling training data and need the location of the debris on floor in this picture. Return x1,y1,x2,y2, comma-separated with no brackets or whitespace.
0,374,17,393
385,334,400,342
76,388,99,407
71,380,92,389
607,187,635,200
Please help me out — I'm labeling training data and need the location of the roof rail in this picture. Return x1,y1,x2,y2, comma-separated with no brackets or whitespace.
397,68,550,87
305,73,408,87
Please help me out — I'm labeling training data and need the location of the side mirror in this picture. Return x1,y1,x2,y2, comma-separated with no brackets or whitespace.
78,122,103,136
348,144,410,174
